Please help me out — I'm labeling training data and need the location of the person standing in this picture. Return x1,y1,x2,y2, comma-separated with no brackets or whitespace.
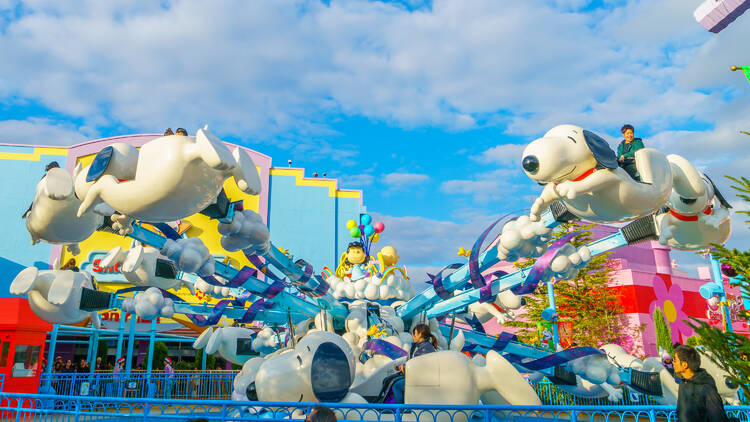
616,124,644,181
114,357,126,397
673,345,729,421
164,357,175,399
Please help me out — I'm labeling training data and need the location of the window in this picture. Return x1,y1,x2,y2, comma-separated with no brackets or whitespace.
12,345,41,378
0,343,9,367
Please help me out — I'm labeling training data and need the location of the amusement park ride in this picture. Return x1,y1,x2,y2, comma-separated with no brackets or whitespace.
8,124,741,407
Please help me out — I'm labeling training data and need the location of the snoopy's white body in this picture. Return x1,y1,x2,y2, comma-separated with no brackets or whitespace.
194,326,257,365
656,154,731,250
524,125,672,223
26,167,103,251
76,128,261,223
405,350,541,408
10,267,100,326
100,245,194,292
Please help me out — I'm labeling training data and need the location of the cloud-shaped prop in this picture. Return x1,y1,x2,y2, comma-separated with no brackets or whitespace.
497,215,552,262
218,210,271,254
161,237,215,276
251,326,280,356
328,272,415,301
121,287,175,320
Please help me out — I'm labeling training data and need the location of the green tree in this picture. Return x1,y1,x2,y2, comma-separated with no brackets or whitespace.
194,349,216,370
687,176,750,403
145,341,169,370
97,340,109,362
507,222,643,352
653,306,674,355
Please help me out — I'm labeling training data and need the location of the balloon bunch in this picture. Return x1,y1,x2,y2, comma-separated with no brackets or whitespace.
346,214,385,256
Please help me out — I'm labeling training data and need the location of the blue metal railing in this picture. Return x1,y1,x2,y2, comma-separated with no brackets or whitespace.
38,372,663,407
39,371,236,400
531,378,659,407
1,392,750,422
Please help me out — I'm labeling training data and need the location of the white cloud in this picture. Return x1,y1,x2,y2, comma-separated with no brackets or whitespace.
337,173,375,189
474,144,526,167
383,172,429,187
1,0,744,144
440,168,521,203
0,118,93,145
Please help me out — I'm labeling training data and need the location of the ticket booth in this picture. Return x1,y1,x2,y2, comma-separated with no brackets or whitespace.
0,298,51,393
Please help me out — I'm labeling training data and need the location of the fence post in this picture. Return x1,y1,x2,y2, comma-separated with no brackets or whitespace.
44,324,59,385
14,398,22,422
125,310,137,373
649,409,655,422
115,310,126,364
146,319,156,385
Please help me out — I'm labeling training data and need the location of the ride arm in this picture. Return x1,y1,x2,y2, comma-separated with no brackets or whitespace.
425,215,658,319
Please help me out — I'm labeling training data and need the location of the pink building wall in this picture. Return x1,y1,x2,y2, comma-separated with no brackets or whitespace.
481,224,747,357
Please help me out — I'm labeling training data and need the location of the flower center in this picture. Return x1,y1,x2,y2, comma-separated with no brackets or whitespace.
663,300,677,323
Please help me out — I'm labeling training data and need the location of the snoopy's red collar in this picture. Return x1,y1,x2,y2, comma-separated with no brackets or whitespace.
669,206,712,222
554,168,596,186
572,168,596,182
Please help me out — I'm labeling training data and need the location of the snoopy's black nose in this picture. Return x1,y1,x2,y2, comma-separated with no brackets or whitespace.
522,155,539,174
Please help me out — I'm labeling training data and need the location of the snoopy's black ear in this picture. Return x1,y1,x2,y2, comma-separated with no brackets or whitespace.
583,130,618,169
86,146,114,182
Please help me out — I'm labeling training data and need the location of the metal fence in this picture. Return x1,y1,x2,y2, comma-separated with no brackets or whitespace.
40,371,236,400
1,393,750,422
39,372,662,407
531,379,659,407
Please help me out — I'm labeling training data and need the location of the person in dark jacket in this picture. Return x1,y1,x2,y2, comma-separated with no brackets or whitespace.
616,124,644,182
674,345,729,422
391,324,438,403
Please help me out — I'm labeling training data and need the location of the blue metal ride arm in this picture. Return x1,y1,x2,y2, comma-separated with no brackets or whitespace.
397,210,562,321
425,215,657,319
263,244,349,320
127,224,325,318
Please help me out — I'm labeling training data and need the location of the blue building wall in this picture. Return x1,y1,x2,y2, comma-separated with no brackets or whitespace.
267,169,364,272
0,145,70,297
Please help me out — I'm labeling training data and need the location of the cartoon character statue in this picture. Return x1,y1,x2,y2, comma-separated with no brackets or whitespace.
25,163,110,254
655,154,732,251
74,126,262,228
522,124,672,223
335,242,369,281
10,264,101,327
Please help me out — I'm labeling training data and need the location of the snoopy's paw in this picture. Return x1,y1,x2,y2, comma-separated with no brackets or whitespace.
196,127,235,171
66,244,81,256
607,389,623,403
111,214,134,235
529,198,547,221
44,168,74,200
555,182,578,200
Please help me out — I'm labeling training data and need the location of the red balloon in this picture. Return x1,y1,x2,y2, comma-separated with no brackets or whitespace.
373,221,385,233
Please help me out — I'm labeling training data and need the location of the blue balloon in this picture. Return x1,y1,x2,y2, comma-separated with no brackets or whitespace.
360,214,372,225
364,225,375,236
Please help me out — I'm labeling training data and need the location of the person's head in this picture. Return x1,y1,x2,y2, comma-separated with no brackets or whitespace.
96,357,101,363
65,360,71,367
176,128,188,136
412,323,438,348
621,124,635,142
673,345,701,378
117,357,125,367
345,242,366,265
305,406,337,422
164,357,172,367
164,128,174,136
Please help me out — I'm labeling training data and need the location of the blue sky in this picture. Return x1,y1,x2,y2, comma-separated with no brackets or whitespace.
0,0,748,277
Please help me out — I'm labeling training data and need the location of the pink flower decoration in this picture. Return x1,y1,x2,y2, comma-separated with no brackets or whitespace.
649,274,692,342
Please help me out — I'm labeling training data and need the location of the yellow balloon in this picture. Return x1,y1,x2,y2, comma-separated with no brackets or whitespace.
346,219,357,229
371,233,380,243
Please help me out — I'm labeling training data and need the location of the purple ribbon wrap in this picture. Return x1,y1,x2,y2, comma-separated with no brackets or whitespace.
511,230,582,296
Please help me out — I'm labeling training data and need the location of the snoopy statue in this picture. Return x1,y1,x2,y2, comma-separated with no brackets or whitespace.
522,124,672,223
75,126,262,228
656,154,732,250
10,263,101,327
25,163,110,254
